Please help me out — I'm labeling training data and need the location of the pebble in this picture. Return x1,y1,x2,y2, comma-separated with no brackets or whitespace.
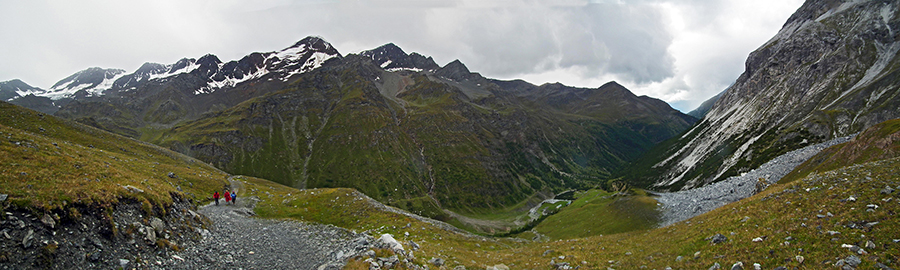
708,234,728,244
428,257,444,267
22,229,34,248
731,261,743,270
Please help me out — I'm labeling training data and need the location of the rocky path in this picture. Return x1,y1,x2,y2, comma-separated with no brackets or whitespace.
155,181,374,269
653,134,856,227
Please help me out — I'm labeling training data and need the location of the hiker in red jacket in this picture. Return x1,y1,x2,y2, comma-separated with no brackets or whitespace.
224,191,231,204
213,191,220,205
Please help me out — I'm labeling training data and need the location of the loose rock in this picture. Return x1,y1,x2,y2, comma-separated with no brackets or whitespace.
428,257,444,267
41,214,55,228
708,234,728,244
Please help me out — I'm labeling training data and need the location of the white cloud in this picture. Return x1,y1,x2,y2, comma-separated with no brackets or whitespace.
0,0,803,111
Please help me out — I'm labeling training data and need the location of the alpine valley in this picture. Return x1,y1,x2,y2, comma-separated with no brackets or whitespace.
4,37,696,220
2,0,900,269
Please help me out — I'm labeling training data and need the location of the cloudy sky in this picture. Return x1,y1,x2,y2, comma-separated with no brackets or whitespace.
0,0,803,111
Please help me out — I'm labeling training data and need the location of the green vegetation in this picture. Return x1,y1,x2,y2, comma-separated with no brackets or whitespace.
0,101,229,213
531,189,660,240
780,118,900,184
147,63,675,220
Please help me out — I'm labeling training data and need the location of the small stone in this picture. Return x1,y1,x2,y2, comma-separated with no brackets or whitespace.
675,256,683,262
124,185,144,193
731,261,743,270
694,251,701,259
874,262,894,270
845,255,861,266
795,255,804,264
752,237,764,242
827,230,841,235
428,257,444,267
88,252,101,262
867,204,879,209
752,263,761,270
150,217,165,233
880,186,894,194
543,250,554,256
41,214,55,228
847,196,856,202
168,172,177,178
866,240,875,249
740,216,750,222
22,229,34,248
491,264,509,270
119,259,130,268
144,226,157,243
0,194,7,202
172,255,184,261
453,266,467,270
378,234,404,252
708,234,728,244
709,262,721,270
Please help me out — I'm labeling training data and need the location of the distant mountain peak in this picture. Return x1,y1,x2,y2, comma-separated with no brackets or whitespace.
435,59,474,81
1,79,45,102
44,67,126,100
287,36,332,50
360,43,439,72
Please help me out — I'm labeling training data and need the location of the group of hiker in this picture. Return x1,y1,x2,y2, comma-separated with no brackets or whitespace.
212,190,237,206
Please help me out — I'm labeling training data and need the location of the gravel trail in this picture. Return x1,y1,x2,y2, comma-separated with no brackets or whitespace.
155,187,374,269
653,134,856,227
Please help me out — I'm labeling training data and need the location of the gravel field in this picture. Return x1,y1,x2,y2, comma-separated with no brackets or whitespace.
653,134,856,227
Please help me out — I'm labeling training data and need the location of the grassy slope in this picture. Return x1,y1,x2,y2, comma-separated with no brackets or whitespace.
531,189,660,240
230,155,900,269
0,101,229,213
780,118,900,184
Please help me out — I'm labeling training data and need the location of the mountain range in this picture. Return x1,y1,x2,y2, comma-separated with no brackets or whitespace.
4,0,900,268
3,37,696,218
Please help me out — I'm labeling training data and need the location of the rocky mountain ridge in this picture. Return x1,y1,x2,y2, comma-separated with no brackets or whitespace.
629,0,900,190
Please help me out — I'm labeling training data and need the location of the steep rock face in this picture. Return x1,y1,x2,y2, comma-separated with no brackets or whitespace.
633,0,900,190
